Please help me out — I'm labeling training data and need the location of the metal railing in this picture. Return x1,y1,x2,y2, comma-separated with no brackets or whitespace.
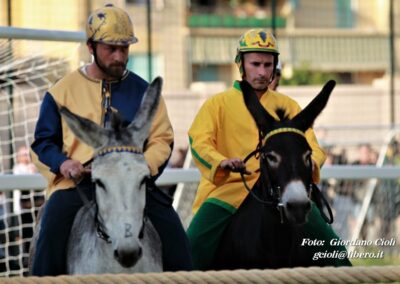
0,165,399,191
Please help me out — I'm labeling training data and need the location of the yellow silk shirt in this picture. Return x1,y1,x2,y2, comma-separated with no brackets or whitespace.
188,81,326,214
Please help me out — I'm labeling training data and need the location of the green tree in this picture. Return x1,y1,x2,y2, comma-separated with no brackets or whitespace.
281,62,338,86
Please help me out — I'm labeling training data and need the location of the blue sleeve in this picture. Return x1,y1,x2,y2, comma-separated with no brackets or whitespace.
31,93,68,174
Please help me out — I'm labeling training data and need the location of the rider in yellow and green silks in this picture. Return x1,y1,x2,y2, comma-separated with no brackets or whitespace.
187,29,351,269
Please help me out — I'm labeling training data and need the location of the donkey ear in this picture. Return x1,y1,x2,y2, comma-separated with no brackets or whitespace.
240,80,275,134
292,80,336,132
60,107,109,149
127,76,162,144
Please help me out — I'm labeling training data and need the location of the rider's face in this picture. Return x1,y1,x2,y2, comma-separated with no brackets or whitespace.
243,52,274,96
95,43,130,80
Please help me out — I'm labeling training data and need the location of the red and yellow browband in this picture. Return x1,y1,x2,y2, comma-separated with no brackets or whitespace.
264,127,305,142
95,145,143,157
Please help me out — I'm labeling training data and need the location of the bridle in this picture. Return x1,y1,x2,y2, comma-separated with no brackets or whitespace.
239,128,311,223
239,79,333,224
75,145,148,243
239,127,333,224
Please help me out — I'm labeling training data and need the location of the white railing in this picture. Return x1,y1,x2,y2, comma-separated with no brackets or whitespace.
0,166,399,192
0,26,84,41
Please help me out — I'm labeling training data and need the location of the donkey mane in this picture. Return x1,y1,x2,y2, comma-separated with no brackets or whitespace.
109,111,128,140
267,108,294,130
275,108,290,122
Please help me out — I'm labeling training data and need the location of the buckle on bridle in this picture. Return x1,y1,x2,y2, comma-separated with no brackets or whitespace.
277,203,284,224
96,221,112,243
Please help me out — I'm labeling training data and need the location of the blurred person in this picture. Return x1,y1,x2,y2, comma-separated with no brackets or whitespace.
344,143,378,240
269,60,282,91
352,143,377,165
12,145,40,212
161,147,189,196
13,146,38,175
12,146,42,265
187,29,350,269
30,4,192,276
386,138,400,165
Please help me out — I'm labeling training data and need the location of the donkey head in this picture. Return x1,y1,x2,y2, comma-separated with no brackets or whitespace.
241,80,335,224
60,77,162,268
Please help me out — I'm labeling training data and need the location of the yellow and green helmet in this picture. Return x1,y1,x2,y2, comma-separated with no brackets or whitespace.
86,4,138,46
235,29,279,76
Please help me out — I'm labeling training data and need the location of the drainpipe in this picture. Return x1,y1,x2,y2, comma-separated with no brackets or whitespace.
388,0,395,127
146,0,153,81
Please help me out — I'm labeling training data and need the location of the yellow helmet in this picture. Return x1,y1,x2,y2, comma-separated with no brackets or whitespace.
86,4,138,45
235,29,279,76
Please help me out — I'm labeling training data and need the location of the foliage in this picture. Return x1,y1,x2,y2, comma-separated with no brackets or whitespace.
281,62,338,86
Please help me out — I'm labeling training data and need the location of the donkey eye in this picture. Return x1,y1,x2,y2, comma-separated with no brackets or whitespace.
303,151,312,166
266,154,277,163
264,152,280,167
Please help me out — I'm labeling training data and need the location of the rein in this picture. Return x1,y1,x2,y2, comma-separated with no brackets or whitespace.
74,145,147,243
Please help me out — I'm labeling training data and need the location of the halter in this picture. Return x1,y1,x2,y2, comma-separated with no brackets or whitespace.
240,128,307,222
239,79,333,224
263,127,305,141
239,127,333,224
76,145,147,243
95,145,143,157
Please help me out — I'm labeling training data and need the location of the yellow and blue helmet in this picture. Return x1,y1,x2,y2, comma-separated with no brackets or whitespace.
235,29,279,77
86,4,138,46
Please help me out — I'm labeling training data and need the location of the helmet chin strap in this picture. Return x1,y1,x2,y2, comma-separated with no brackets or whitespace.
91,42,109,76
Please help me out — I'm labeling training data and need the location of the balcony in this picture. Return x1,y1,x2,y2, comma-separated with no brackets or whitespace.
189,29,392,73
188,14,286,28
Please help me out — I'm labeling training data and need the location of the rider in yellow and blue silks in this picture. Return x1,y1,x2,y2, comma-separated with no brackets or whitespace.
31,4,192,275
187,29,351,269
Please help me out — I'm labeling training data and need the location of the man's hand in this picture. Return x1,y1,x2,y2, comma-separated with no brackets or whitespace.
220,158,251,175
60,159,91,180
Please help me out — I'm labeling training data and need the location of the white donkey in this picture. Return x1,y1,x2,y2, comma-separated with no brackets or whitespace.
31,77,164,274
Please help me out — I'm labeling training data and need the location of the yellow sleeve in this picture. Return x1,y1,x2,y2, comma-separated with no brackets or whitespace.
144,96,174,176
188,98,230,185
305,128,326,183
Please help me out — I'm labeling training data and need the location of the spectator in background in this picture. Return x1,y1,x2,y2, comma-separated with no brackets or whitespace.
269,60,282,91
12,146,42,267
345,143,378,240
12,145,41,213
161,147,189,196
352,143,378,166
13,146,37,175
